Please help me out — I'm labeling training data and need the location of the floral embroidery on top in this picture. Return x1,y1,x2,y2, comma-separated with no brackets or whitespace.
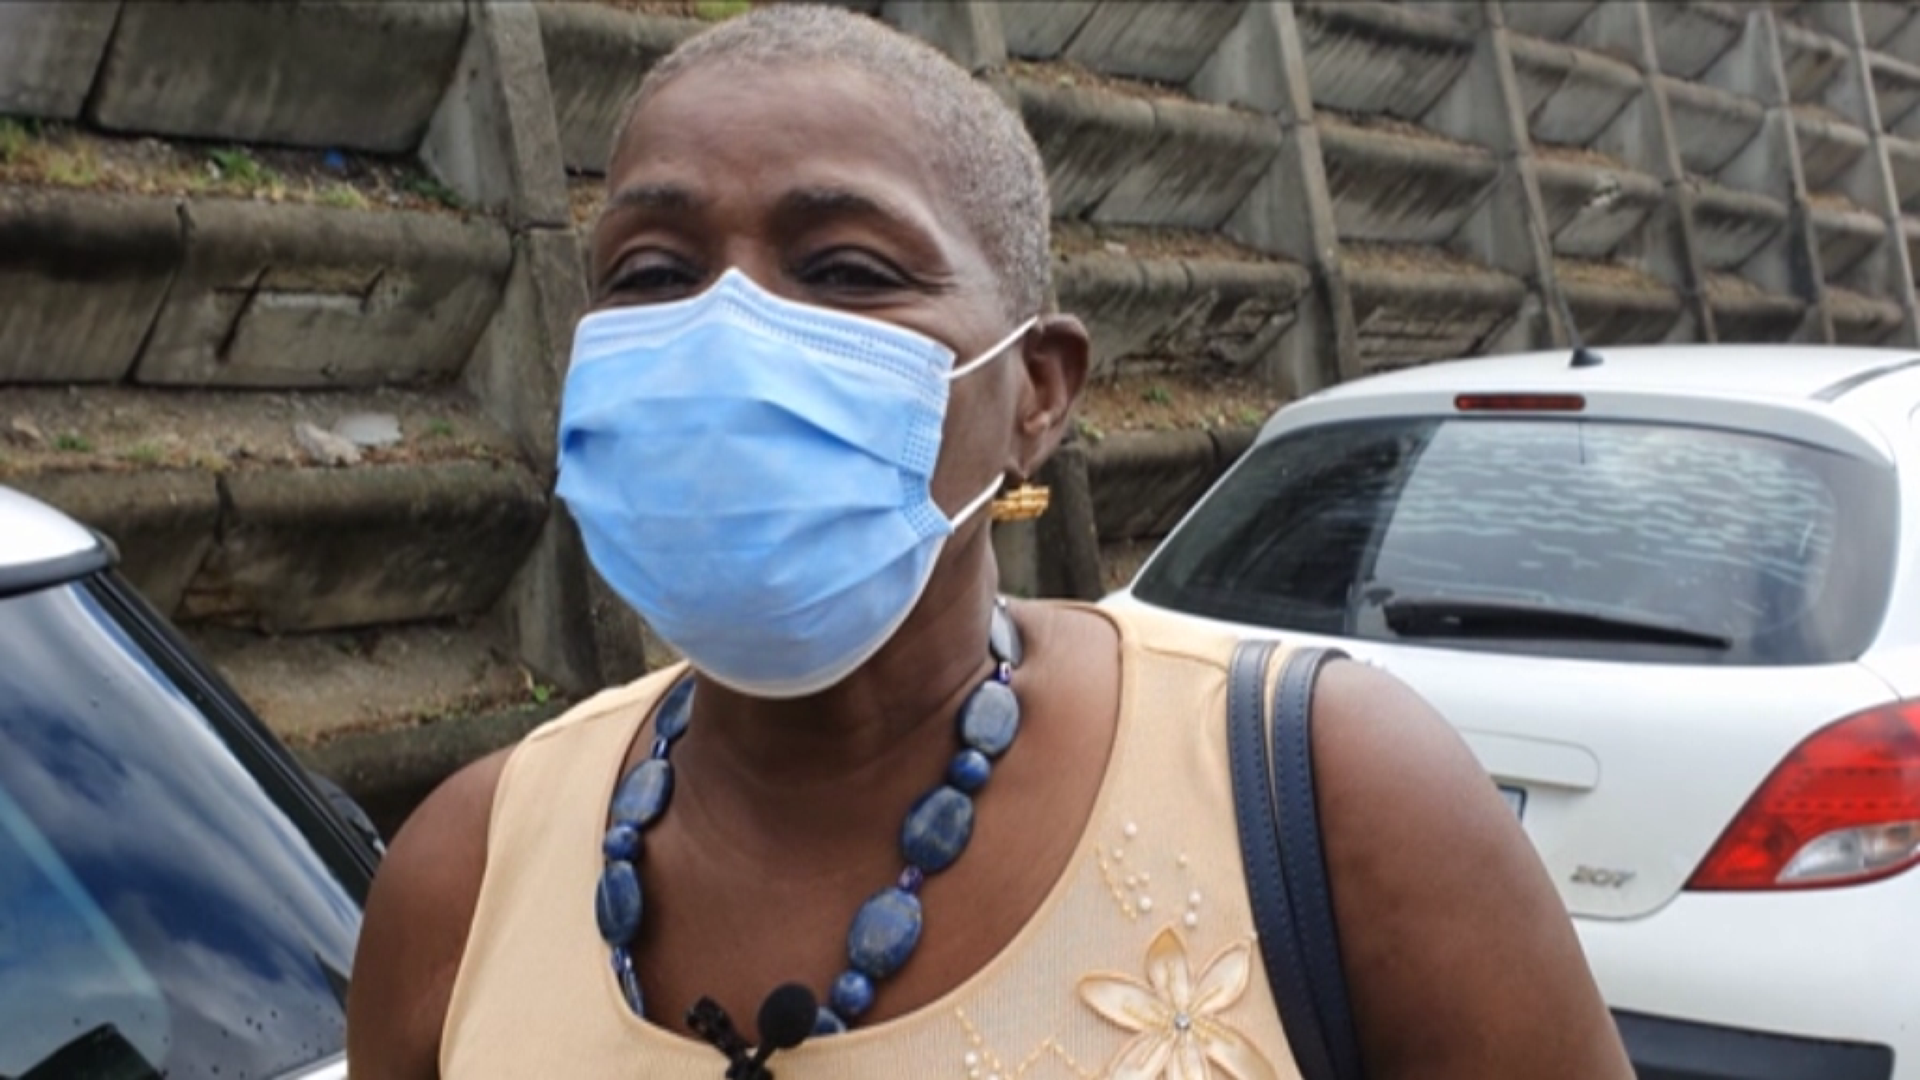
1077,925,1277,1080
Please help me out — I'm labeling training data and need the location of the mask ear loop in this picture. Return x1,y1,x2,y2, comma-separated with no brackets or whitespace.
947,317,1039,382
947,475,1006,530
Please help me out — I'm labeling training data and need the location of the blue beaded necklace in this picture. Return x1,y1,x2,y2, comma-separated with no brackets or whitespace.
595,601,1026,1036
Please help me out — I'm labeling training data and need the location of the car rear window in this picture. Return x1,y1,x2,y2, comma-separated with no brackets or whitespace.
1133,416,1898,665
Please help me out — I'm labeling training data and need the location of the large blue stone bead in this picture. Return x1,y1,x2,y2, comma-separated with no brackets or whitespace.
830,970,875,1018
611,758,674,827
957,680,1020,758
656,678,694,743
595,861,644,945
847,887,923,980
900,786,975,874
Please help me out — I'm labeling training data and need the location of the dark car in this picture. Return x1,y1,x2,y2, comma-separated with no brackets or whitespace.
0,485,380,1080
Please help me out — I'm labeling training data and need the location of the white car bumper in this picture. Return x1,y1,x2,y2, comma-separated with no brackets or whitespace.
1574,869,1917,1078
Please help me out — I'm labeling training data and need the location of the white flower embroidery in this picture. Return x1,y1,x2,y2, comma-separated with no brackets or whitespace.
1077,925,1278,1080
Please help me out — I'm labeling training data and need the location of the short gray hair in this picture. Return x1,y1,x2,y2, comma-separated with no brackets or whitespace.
610,4,1052,319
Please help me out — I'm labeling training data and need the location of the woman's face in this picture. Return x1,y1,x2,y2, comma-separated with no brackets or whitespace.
590,59,1027,515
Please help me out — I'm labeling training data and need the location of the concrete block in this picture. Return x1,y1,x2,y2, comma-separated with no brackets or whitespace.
181,462,548,633
1319,119,1498,244
1500,1,1600,43
1033,440,1104,601
1882,9,1920,67
1053,253,1191,378
134,201,511,389
1533,159,1663,258
885,1,1006,74
1870,53,1920,134
1189,0,1312,117
1090,97,1281,229
1062,1,1249,85
89,1,467,153
1001,1,1097,60
1014,77,1158,218
1085,429,1223,541
422,0,571,229
1793,109,1872,190
1811,201,1890,280
1773,21,1849,104
198,618,536,746
1826,285,1905,343
535,5,694,174
1691,183,1789,270
1648,3,1747,81
1171,259,1311,370
1345,250,1526,371
1561,271,1684,345
500,506,603,697
1860,3,1916,49
1507,36,1643,147
1053,251,1307,379
1661,76,1767,177
1718,110,1800,202
1297,1,1474,120
0,2,120,119
0,189,182,384
297,696,558,830
6,468,218,616
1708,281,1807,341
464,227,586,479
1885,135,1920,208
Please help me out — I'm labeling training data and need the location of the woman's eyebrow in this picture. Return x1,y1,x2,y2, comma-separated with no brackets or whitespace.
605,183,706,214
776,185,932,232
774,185,946,254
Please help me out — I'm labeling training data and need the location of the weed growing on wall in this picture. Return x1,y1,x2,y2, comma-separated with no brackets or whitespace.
401,173,462,210
0,118,30,164
208,147,278,192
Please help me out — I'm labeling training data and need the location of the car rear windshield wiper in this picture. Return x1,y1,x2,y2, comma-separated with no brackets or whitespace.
1381,595,1733,650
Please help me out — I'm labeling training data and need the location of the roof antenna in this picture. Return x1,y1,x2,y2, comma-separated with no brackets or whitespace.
1548,276,1604,369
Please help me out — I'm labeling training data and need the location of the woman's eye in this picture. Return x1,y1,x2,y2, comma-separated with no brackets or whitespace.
603,254,700,297
802,252,908,292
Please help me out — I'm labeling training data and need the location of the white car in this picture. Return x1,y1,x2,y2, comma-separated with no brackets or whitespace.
1104,345,1919,1079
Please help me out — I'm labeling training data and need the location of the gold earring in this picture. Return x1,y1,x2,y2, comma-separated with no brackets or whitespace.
990,483,1051,522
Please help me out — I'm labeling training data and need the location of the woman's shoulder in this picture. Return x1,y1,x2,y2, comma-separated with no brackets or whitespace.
1060,599,1247,673
521,662,691,752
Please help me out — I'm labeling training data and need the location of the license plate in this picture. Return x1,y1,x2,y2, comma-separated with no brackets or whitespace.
1498,784,1528,819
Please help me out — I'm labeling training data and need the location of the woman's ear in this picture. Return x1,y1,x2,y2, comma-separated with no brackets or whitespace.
1012,313,1092,478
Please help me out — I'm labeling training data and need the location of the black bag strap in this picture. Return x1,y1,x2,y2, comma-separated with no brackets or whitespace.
1228,641,1364,1080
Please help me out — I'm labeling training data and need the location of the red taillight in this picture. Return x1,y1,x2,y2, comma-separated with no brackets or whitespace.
1453,393,1586,412
1687,702,1920,891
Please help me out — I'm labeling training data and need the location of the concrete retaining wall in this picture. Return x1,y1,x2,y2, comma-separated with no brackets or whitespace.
92,1,469,153
8,0,1920,828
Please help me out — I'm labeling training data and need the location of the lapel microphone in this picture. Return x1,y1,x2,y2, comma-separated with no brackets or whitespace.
687,982,820,1080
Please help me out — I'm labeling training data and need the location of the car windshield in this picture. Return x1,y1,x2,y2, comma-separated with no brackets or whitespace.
0,580,361,1080
1133,415,1898,665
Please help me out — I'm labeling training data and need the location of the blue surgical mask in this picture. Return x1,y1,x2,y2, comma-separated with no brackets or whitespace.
556,269,1036,699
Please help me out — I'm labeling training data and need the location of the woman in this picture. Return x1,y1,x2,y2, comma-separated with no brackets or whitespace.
347,6,1632,1078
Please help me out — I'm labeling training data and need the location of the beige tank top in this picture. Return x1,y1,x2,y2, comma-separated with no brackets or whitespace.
442,605,1305,1079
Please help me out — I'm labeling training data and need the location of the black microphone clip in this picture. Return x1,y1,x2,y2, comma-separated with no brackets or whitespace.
688,983,819,1080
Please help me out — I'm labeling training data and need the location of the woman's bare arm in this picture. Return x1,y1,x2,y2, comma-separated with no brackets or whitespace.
1312,661,1633,1078
345,749,511,1080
